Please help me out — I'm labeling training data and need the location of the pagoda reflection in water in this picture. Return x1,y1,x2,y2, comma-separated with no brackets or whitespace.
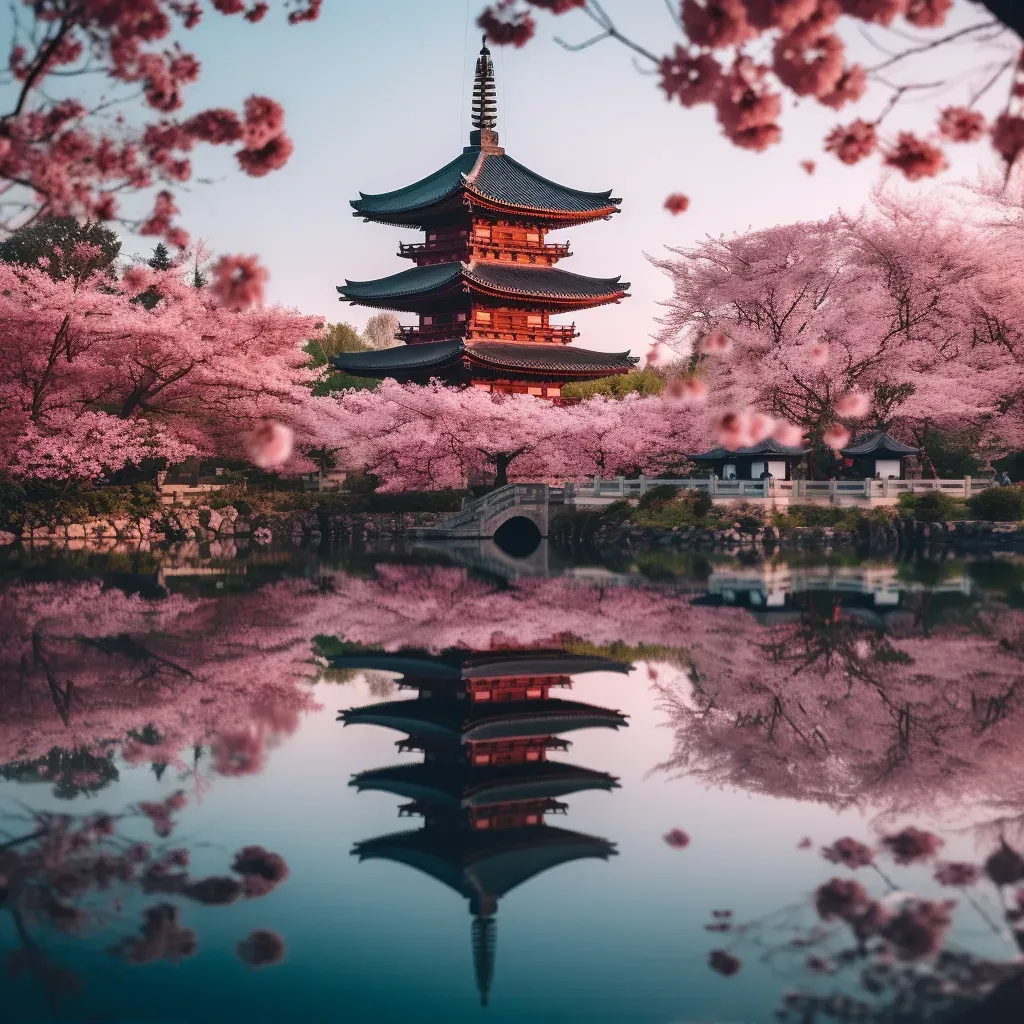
337,648,629,1006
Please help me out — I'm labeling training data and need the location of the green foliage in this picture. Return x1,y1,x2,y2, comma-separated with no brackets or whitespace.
968,486,1024,522
561,367,665,400
920,426,981,478
634,490,724,529
0,217,120,280
1,480,161,529
900,491,967,522
637,484,680,512
771,504,900,532
967,558,1024,595
304,322,368,367
312,371,378,396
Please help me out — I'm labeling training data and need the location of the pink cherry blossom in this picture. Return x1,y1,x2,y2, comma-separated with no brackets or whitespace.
823,425,850,449
664,193,691,215
771,420,804,446
835,391,870,417
663,828,691,848
700,331,733,355
244,420,294,468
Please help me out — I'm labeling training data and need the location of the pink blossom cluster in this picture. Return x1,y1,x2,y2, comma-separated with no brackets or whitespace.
1,1,319,244
477,0,1023,195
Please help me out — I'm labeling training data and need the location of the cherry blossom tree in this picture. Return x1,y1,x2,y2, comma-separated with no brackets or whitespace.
652,193,1019,457
0,254,324,479
0,0,320,252
476,1,1024,192
327,379,712,490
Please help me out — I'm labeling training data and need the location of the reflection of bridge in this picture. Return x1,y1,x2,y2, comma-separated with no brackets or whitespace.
413,484,549,543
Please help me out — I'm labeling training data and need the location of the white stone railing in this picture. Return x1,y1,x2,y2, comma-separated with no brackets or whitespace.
564,476,991,505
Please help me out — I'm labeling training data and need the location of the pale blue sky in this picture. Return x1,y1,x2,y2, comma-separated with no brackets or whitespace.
8,1,1015,353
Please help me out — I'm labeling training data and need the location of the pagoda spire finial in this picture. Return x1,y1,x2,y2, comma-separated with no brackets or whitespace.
471,914,496,1008
470,35,500,151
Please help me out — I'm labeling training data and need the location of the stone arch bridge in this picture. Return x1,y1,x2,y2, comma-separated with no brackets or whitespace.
413,484,549,543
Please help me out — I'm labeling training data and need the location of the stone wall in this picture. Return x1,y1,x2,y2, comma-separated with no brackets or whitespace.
11,505,446,550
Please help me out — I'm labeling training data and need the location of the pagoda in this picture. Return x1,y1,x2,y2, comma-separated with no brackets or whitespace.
337,648,629,1006
332,40,637,399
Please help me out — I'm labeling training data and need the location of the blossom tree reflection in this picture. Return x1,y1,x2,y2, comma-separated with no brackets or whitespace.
0,791,289,1004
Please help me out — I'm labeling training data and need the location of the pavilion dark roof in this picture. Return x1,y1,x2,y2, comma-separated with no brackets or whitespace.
350,759,620,807
689,438,810,461
327,648,631,680
351,149,620,224
841,431,920,456
337,262,628,309
329,339,638,379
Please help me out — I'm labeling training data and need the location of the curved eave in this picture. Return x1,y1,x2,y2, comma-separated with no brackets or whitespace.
463,188,620,226
464,278,629,312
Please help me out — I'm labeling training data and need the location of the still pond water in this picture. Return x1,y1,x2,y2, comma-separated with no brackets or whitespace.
3,540,1024,1023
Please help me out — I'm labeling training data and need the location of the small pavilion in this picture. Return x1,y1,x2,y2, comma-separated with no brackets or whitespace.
841,431,920,479
688,438,810,481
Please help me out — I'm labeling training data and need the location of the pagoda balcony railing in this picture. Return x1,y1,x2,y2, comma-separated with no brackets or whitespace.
397,239,572,262
396,323,578,344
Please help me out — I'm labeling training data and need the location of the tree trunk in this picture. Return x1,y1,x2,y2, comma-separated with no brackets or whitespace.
494,456,510,488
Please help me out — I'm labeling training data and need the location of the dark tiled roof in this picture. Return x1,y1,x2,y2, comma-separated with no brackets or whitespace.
469,263,628,300
689,439,810,460
337,262,628,308
471,153,618,214
350,149,619,221
466,342,637,374
330,338,465,374
841,431,920,456
351,151,479,218
329,339,637,380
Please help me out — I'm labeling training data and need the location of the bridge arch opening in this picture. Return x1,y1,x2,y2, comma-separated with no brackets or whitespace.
492,516,542,557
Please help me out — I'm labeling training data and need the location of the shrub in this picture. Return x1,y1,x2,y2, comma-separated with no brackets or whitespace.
637,484,680,512
634,489,719,529
968,486,1024,522
908,491,964,523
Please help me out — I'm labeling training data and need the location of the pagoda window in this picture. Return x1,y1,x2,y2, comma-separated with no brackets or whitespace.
526,686,543,698
475,819,491,830
474,225,490,240
526,231,540,242
527,313,543,326
456,312,468,322
525,750,540,762
525,814,539,825
474,752,491,765
473,689,492,701
422,315,433,325
427,232,437,241
527,387,543,397
476,311,492,323
546,386,561,398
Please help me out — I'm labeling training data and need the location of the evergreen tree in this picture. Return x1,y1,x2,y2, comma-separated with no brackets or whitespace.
147,242,172,271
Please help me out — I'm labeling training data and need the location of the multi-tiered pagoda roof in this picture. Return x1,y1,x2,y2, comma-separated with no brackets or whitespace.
332,39,636,396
